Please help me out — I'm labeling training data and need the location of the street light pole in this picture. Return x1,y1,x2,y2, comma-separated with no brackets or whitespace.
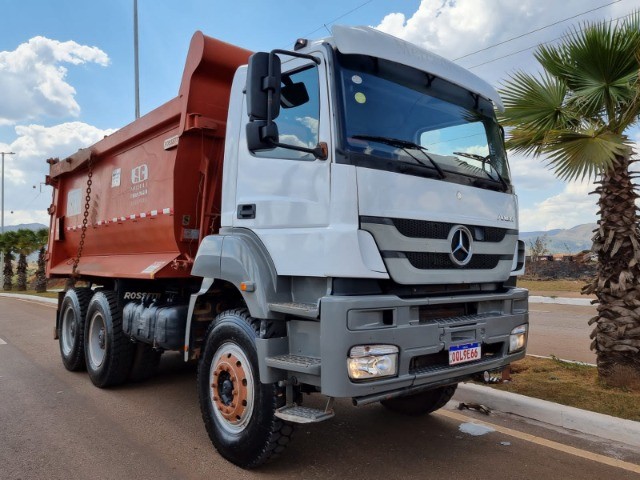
134,0,140,119
0,151,15,289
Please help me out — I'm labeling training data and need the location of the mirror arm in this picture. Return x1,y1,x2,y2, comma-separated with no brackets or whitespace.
271,49,320,65
267,139,328,160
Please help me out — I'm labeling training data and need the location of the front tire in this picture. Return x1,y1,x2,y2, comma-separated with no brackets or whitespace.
59,288,92,371
381,384,457,416
197,309,293,469
84,291,134,388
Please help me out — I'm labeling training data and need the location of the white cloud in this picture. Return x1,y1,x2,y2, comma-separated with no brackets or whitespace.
373,0,638,85
2,122,115,227
0,36,109,125
508,151,558,190
519,181,597,231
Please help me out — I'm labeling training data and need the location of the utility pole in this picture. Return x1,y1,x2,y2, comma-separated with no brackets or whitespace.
0,151,15,289
134,0,140,119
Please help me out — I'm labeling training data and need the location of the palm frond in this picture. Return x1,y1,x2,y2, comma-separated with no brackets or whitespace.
543,129,631,181
535,15,640,126
500,72,571,133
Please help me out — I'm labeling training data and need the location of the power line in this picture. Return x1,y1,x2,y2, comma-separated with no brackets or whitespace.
467,11,636,70
453,0,622,61
282,0,376,48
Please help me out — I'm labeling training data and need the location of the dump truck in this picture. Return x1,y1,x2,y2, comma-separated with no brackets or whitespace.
46,26,529,468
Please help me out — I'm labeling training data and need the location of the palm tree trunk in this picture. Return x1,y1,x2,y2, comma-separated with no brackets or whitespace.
3,252,13,291
35,246,47,293
584,154,640,388
16,253,27,291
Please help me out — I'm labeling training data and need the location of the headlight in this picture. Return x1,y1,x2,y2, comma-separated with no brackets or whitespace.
348,345,398,380
509,324,528,353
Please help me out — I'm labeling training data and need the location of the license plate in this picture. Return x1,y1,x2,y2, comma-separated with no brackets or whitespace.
449,342,481,365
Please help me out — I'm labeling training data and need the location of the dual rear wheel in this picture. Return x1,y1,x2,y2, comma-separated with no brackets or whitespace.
58,288,159,387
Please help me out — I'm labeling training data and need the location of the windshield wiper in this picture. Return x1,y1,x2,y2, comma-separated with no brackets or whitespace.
453,151,509,190
352,135,445,179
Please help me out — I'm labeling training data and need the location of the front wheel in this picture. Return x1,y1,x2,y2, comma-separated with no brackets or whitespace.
380,384,457,416
197,309,293,469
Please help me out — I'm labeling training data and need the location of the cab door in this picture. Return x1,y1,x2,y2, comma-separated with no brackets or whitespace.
234,52,331,276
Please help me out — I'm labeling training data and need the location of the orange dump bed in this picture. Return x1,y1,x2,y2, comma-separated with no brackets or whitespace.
46,32,251,280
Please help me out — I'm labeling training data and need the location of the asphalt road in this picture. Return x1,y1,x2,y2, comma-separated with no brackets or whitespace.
1,297,637,480
527,303,597,363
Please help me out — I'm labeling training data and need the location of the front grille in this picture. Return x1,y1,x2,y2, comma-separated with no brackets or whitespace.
390,218,508,242
409,342,505,375
405,252,503,270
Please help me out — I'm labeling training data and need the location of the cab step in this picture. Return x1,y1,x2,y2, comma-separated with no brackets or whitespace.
266,354,321,375
268,302,319,319
275,405,335,424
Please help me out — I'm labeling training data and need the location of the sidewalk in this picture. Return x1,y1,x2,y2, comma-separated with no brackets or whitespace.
0,292,57,304
453,383,640,448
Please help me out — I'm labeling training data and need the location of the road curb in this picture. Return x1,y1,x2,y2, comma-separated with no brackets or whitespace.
453,383,640,448
0,293,58,305
529,295,593,306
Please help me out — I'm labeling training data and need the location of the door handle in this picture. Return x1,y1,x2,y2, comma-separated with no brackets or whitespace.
237,204,256,219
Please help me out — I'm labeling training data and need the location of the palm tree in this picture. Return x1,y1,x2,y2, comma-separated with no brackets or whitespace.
34,228,49,293
0,231,17,291
499,14,640,387
14,229,38,291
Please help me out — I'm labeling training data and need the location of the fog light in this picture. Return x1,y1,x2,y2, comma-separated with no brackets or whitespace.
348,345,398,380
509,324,527,353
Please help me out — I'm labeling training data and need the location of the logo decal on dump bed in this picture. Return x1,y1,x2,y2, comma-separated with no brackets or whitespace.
130,164,149,201
131,164,149,184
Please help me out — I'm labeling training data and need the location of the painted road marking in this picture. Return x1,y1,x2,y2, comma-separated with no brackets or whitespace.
437,409,640,475
0,337,6,345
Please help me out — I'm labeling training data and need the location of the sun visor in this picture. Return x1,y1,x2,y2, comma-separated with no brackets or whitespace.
331,25,504,112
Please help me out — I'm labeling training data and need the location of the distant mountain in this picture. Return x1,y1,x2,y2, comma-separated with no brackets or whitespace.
1,223,48,232
520,223,596,254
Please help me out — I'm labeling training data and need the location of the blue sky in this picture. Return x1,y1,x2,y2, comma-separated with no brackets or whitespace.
1,0,640,235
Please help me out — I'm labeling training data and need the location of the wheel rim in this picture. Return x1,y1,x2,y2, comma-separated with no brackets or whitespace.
60,306,76,356
209,342,254,434
88,311,107,369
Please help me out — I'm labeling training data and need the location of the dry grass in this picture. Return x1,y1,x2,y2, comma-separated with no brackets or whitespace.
490,356,640,422
517,279,586,293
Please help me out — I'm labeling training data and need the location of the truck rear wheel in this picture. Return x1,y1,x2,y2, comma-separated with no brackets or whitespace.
59,288,92,371
380,384,457,416
197,309,293,469
84,291,134,388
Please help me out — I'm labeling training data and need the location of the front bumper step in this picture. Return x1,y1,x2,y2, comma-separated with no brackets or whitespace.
275,404,335,424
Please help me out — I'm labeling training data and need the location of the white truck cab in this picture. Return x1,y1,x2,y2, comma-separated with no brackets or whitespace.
190,26,528,462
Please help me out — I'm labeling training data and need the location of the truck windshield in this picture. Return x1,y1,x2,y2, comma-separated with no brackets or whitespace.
335,53,511,190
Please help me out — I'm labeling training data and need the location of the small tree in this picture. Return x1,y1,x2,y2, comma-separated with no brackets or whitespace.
0,231,17,291
528,235,549,263
14,229,38,291
34,228,49,293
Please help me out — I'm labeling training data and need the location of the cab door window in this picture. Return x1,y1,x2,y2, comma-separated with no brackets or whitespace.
254,64,320,161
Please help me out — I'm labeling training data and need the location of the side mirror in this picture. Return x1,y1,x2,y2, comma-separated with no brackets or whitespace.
246,121,279,152
245,49,327,159
246,52,281,121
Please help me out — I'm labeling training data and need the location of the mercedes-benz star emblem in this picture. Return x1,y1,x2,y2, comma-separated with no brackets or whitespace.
449,226,473,266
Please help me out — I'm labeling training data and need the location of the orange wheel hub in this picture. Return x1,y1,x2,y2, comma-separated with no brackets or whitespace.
211,352,249,423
